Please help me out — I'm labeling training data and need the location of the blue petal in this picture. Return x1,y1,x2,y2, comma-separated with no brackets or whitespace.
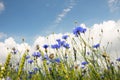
55,58,60,63
93,44,100,48
62,35,68,39
43,44,49,49
116,58,120,61
81,61,88,65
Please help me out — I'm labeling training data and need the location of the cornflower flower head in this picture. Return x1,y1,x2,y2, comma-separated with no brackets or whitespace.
63,43,70,49
62,35,68,40
59,41,65,46
73,26,87,36
55,58,60,63
43,44,49,49
43,44,49,53
34,67,39,73
49,67,52,71
32,52,41,57
26,55,30,59
28,71,34,79
43,54,49,60
34,67,38,71
28,60,33,64
87,52,90,55
92,43,100,48
81,65,85,69
81,61,88,65
56,39,61,42
56,39,65,46
116,58,120,61
51,44,60,49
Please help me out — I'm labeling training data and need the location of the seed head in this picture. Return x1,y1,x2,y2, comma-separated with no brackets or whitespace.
49,53,54,59
101,29,103,33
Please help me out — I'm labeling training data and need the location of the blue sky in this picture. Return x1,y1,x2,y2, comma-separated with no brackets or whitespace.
0,0,120,43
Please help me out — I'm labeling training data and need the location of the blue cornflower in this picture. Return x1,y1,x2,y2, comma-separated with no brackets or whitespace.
43,44,49,49
81,65,85,69
43,54,49,60
62,35,68,40
49,67,52,71
51,44,60,49
59,41,65,46
55,58,60,63
116,58,120,61
93,43,100,48
107,66,111,70
28,71,33,75
56,39,61,43
36,52,41,57
32,52,36,57
73,26,87,36
65,56,68,59
32,52,41,57
34,67,39,73
81,61,88,65
26,55,30,59
34,67,38,71
28,60,33,64
87,52,90,55
56,39,66,46
63,43,70,49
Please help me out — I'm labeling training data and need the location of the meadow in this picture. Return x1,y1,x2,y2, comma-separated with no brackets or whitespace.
0,26,120,80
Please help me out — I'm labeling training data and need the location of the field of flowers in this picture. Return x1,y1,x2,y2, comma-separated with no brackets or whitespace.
0,26,120,80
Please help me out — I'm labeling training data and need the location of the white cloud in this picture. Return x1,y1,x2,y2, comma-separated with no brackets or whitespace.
0,42,8,63
55,0,76,24
71,20,120,62
0,37,31,63
108,0,120,12
35,20,120,59
88,20,120,59
0,32,7,39
0,1,5,13
4,37,16,49
0,20,120,63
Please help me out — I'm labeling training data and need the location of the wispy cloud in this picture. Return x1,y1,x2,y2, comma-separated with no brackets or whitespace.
42,0,77,35
55,0,76,24
0,1,5,13
108,0,120,12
